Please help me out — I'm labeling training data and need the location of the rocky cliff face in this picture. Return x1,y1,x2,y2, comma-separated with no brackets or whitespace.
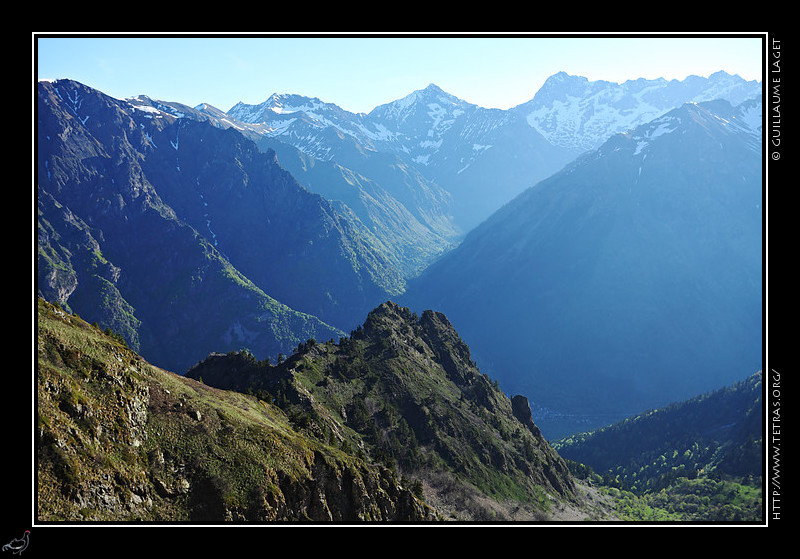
36,299,434,522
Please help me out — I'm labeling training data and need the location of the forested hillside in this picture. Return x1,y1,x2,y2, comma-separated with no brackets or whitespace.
555,372,763,521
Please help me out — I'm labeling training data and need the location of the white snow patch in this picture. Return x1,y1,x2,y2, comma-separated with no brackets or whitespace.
133,105,161,115
632,116,679,155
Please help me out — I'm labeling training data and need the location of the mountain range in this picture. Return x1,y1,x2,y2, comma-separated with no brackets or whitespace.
36,70,762,435
182,71,760,232
34,67,764,526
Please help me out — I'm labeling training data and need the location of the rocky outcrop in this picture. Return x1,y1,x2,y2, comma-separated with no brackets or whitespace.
511,395,542,438
237,451,431,522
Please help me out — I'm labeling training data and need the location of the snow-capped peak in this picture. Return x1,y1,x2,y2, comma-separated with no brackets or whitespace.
518,71,762,154
262,93,327,115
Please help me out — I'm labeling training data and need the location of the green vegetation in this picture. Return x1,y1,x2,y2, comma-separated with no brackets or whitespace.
37,297,578,523
567,457,761,522
557,372,763,522
39,296,759,523
36,298,433,522
597,476,762,522
186,301,579,520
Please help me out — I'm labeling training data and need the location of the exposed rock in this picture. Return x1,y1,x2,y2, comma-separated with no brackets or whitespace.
511,395,542,438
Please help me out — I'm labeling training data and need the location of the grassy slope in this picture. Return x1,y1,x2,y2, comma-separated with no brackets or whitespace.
35,298,432,522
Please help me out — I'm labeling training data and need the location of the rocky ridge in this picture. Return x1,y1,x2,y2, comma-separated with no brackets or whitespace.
187,301,581,520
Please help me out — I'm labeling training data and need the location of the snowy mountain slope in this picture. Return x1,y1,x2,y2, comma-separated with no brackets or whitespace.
226,85,495,166
516,70,762,155
129,70,762,234
216,72,761,230
625,96,763,159
226,92,417,162
366,84,509,166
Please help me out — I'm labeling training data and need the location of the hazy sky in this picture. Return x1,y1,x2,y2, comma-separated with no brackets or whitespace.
34,33,765,115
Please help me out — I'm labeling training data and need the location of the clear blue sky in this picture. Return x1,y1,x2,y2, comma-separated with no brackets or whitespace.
34,33,765,115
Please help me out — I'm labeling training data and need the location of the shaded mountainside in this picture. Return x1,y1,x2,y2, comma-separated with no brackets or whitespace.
36,298,434,522
186,301,582,520
256,137,458,279
401,99,763,439
138,116,405,329
36,79,413,373
133,93,460,280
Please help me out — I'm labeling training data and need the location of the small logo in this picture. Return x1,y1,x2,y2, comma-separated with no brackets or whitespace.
2,531,29,556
